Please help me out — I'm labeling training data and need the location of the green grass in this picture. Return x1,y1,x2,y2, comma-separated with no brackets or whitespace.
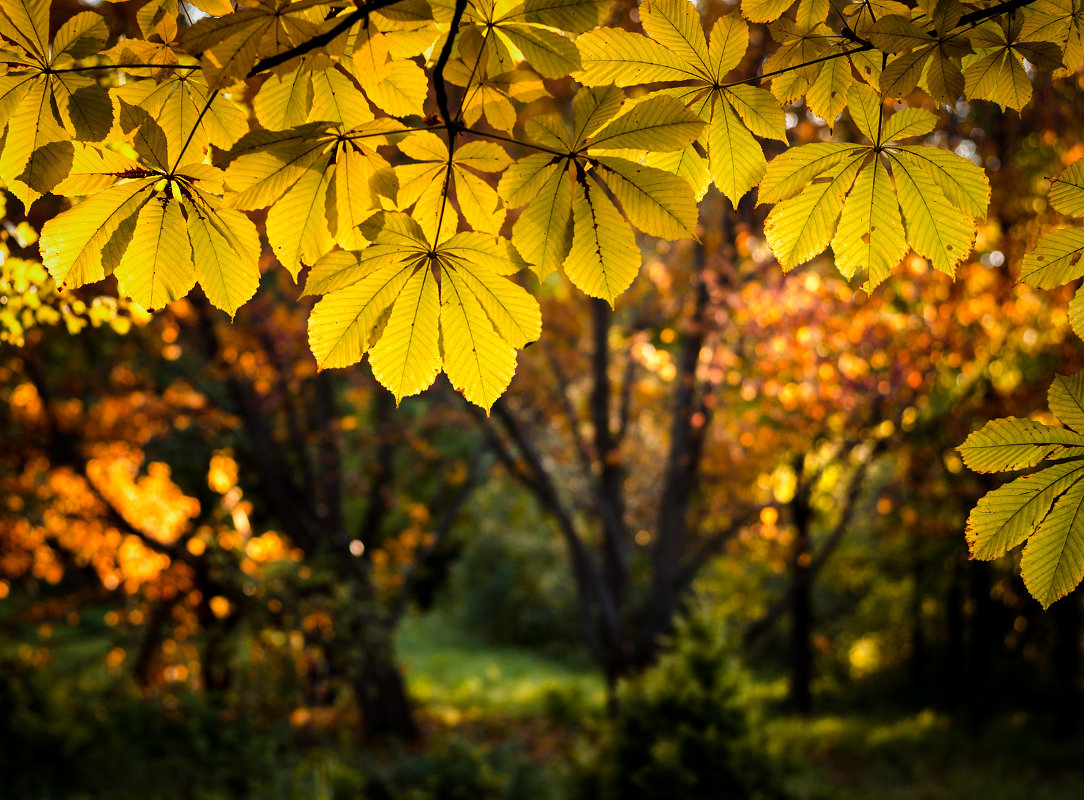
394,611,605,720
397,612,1084,800
769,710,1084,800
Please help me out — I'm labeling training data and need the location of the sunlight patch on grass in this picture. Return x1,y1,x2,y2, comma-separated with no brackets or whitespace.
395,612,605,719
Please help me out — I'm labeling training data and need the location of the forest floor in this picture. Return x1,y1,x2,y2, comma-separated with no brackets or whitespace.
396,612,1084,800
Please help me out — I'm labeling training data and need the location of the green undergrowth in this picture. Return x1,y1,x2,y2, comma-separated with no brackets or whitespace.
395,611,606,721
769,710,1084,800
398,612,1084,800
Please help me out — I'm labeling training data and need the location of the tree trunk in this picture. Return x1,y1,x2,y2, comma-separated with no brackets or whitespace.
965,559,993,729
354,645,419,741
942,558,964,710
908,545,928,704
788,479,813,713
1052,593,1082,735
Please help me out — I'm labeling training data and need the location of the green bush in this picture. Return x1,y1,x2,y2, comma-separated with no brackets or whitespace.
448,490,581,652
580,609,788,800
362,734,559,800
0,656,347,800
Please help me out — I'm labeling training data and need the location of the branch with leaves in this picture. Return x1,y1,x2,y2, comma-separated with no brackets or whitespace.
2,0,1084,603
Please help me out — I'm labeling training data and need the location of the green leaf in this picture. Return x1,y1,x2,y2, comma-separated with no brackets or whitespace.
1049,159,1084,218
114,197,197,311
708,94,766,205
565,177,641,303
958,417,1084,473
39,178,157,288
368,264,442,403
574,26,701,86
1049,373,1084,432
641,0,711,78
892,145,990,218
890,151,975,275
188,204,262,317
1022,477,1084,608
440,266,519,413
831,156,908,289
966,460,1084,560
758,142,861,205
1019,227,1084,289
764,154,865,270
308,256,419,369
595,155,698,240
511,162,574,278
1070,285,1084,341
587,95,705,152
708,13,750,79
742,0,796,24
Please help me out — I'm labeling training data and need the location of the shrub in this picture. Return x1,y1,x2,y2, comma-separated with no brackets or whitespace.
362,734,558,800
448,490,581,652
581,609,788,800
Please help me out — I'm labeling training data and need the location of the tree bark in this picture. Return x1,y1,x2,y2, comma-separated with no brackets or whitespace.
1052,593,1082,735
788,476,813,714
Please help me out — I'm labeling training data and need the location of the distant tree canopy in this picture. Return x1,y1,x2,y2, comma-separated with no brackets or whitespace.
2,0,1084,604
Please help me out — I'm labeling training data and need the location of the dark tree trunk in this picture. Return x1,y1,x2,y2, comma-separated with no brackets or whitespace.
943,559,965,709
1052,594,1082,735
354,646,419,741
965,559,993,729
908,543,927,703
788,483,813,714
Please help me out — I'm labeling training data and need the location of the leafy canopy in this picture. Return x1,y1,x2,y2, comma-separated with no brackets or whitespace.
2,0,1084,596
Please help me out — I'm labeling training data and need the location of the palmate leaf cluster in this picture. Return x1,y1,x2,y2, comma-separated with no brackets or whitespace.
5,0,1075,408
0,0,1082,595
960,158,1084,608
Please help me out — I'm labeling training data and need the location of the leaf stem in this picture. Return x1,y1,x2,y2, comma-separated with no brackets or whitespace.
722,0,1041,91
433,0,470,243
170,93,217,175
46,63,201,73
243,0,410,78
461,126,569,158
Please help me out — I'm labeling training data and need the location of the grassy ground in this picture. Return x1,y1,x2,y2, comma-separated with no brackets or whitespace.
769,711,1084,799
396,611,1084,800
6,608,1083,798
395,611,605,722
